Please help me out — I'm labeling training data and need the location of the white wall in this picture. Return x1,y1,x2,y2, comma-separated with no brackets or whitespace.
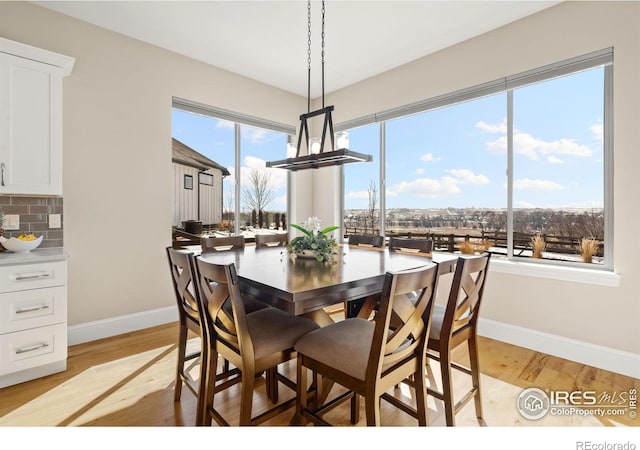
0,2,304,326
320,1,640,368
1,1,637,376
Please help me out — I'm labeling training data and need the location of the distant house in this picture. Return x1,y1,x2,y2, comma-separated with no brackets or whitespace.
172,138,230,228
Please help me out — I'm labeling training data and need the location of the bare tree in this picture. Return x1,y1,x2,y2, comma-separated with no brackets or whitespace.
367,180,378,234
223,190,234,230
242,169,275,228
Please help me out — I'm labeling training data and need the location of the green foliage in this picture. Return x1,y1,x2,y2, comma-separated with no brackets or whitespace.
288,218,339,264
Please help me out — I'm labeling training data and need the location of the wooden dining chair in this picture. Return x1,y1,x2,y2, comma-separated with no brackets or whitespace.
194,258,320,426
255,233,288,248
427,252,491,426
201,235,245,253
348,234,384,248
166,247,203,406
294,264,439,426
343,234,385,318
389,237,433,254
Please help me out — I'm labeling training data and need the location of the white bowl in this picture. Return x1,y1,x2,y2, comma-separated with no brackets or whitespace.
0,235,44,252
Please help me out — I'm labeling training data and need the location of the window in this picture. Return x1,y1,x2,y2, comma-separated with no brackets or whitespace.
171,98,294,236
340,49,612,270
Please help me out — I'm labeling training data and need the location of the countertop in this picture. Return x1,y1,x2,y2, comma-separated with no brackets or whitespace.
0,248,70,266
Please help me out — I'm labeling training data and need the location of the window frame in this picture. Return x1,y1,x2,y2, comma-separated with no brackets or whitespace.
172,98,295,235
337,48,615,280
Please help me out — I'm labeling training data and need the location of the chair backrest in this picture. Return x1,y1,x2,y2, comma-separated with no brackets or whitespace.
194,258,249,358
201,235,245,253
388,237,433,254
348,234,384,248
367,264,439,382
255,233,289,249
440,252,491,344
166,247,199,324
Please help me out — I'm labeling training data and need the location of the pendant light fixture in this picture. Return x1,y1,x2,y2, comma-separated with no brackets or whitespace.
266,1,372,171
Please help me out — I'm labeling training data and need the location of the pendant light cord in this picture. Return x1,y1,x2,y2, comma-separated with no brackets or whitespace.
307,0,312,114
321,0,325,109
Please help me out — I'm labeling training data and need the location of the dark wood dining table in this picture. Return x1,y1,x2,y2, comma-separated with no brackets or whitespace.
196,244,458,324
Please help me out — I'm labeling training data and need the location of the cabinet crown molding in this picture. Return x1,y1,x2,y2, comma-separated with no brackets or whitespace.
0,37,74,76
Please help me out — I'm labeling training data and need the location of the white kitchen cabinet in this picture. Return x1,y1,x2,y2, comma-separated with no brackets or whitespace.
0,37,74,196
0,254,68,388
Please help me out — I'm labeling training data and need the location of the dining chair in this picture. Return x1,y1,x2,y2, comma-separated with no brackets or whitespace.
347,234,384,248
194,257,320,426
255,232,289,248
201,235,245,253
427,252,491,426
344,234,385,318
166,247,203,406
294,264,439,426
389,237,433,254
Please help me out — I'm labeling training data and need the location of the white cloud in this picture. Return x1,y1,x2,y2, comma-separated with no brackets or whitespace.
240,156,287,191
547,155,564,164
486,132,592,160
346,190,370,200
590,120,604,143
215,119,234,130
514,178,564,191
446,169,490,185
420,152,441,162
476,118,507,134
388,176,461,198
415,168,425,175
244,126,270,144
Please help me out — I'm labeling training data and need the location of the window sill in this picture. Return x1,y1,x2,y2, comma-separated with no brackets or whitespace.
490,259,620,287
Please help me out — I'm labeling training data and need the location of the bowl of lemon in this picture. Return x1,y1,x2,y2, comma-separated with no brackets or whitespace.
0,233,43,252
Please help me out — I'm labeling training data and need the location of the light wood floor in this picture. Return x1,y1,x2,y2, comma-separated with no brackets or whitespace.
0,322,638,427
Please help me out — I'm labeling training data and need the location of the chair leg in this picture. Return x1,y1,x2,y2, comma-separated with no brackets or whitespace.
195,342,209,426
266,366,278,403
201,349,219,426
415,358,429,426
294,357,308,425
468,335,484,425
364,394,381,426
239,370,256,426
439,349,456,426
174,322,188,401
350,394,359,424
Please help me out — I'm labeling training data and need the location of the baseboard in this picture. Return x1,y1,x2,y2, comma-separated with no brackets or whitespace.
479,318,640,379
67,306,177,346
67,307,639,380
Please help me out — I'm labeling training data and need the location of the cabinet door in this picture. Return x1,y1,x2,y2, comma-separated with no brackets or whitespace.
0,52,63,195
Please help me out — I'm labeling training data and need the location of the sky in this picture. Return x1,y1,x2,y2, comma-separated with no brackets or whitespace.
172,66,605,214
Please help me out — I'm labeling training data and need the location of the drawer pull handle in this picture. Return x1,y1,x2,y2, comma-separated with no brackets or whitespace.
14,272,53,281
1,162,4,187
15,343,49,355
16,304,50,314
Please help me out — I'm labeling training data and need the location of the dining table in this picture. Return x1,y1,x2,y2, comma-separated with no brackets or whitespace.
195,243,459,325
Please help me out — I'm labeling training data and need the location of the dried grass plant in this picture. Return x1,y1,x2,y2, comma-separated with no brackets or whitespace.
577,238,600,263
530,234,546,259
478,239,493,252
458,240,475,255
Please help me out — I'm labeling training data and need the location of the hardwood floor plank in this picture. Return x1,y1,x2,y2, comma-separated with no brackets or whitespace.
0,322,637,427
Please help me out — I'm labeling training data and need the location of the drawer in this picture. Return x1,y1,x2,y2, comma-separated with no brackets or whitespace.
0,261,67,293
0,286,67,333
0,322,67,376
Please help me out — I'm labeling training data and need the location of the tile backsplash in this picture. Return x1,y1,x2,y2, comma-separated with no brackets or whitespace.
0,196,63,249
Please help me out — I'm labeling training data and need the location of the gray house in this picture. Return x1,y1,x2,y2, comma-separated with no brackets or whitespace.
172,138,230,229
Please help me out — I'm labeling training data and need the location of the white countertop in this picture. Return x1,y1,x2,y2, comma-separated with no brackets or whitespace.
0,248,69,266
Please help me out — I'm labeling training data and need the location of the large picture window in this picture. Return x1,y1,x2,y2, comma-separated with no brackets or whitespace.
341,49,612,270
171,99,294,238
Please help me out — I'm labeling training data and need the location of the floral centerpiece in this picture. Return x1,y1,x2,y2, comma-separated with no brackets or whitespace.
288,216,340,264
